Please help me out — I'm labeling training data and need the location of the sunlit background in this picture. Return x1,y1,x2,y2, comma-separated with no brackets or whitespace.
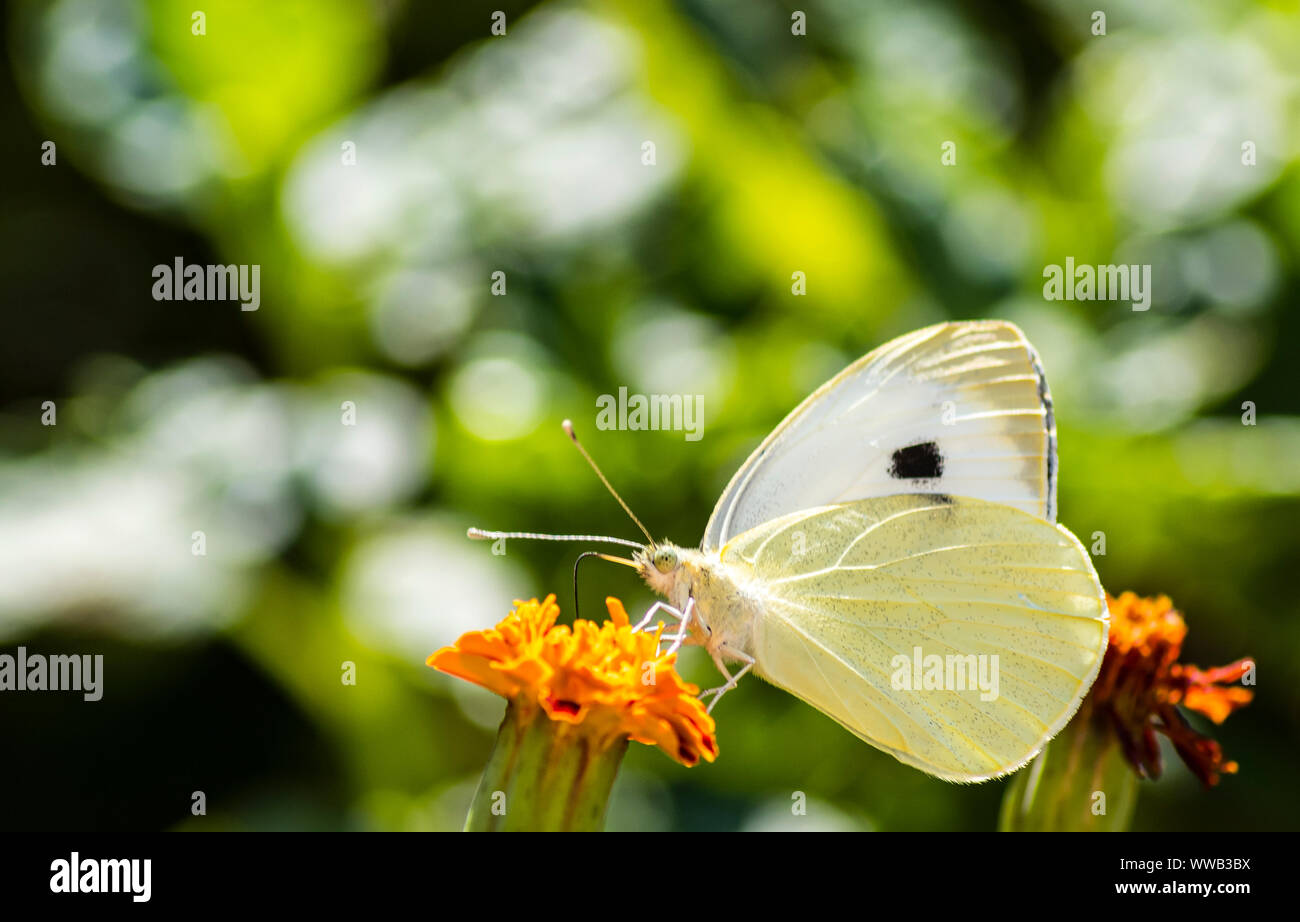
2,0,1297,831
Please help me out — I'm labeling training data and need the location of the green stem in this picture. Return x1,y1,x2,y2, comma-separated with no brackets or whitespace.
464,700,628,831
999,702,1138,831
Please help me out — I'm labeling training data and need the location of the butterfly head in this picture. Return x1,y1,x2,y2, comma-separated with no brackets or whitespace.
633,542,728,651
634,542,685,598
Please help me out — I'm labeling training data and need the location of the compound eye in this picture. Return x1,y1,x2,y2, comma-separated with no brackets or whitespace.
653,548,677,573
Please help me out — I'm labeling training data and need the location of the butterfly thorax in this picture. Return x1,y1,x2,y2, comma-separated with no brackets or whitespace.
636,543,759,663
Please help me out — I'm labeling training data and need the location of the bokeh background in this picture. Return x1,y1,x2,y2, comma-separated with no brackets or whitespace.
2,0,1297,831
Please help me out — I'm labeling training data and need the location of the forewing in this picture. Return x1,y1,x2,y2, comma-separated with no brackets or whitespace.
720,495,1107,782
704,321,1057,549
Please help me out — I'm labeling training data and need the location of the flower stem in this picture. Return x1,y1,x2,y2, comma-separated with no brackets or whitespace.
465,700,628,831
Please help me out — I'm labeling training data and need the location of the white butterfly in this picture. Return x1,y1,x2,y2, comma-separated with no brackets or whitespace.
474,321,1108,782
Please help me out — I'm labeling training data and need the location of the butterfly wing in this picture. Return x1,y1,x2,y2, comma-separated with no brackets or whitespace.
719,494,1107,782
704,321,1058,549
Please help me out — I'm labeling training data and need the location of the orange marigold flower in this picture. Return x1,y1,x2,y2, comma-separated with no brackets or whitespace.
1093,592,1253,787
429,594,718,767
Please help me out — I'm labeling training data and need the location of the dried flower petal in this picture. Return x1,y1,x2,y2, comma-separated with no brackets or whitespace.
1094,592,1253,786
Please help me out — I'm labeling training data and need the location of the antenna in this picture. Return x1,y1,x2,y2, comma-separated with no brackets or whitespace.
562,419,655,546
466,527,643,550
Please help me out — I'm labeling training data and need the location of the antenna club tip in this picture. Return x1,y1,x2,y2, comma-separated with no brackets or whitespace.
561,419,576,440
467,527,486,540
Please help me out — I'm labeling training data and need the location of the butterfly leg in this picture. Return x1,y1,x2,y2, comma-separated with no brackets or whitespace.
631,601,684,634
700,646,754,713
660,598,697,657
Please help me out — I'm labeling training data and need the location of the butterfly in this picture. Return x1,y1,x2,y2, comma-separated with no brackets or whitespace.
472,321,1109,782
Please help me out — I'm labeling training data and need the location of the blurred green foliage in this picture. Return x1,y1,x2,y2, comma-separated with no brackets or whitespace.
1,0,1296,831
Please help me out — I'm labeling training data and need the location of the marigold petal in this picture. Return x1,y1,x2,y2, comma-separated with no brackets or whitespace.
455,631,512,660
430,649,519,698
605,597,630,627
1182,685,1254,724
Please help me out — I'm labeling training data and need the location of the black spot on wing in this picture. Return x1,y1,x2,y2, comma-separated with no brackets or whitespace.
888,441,944,480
